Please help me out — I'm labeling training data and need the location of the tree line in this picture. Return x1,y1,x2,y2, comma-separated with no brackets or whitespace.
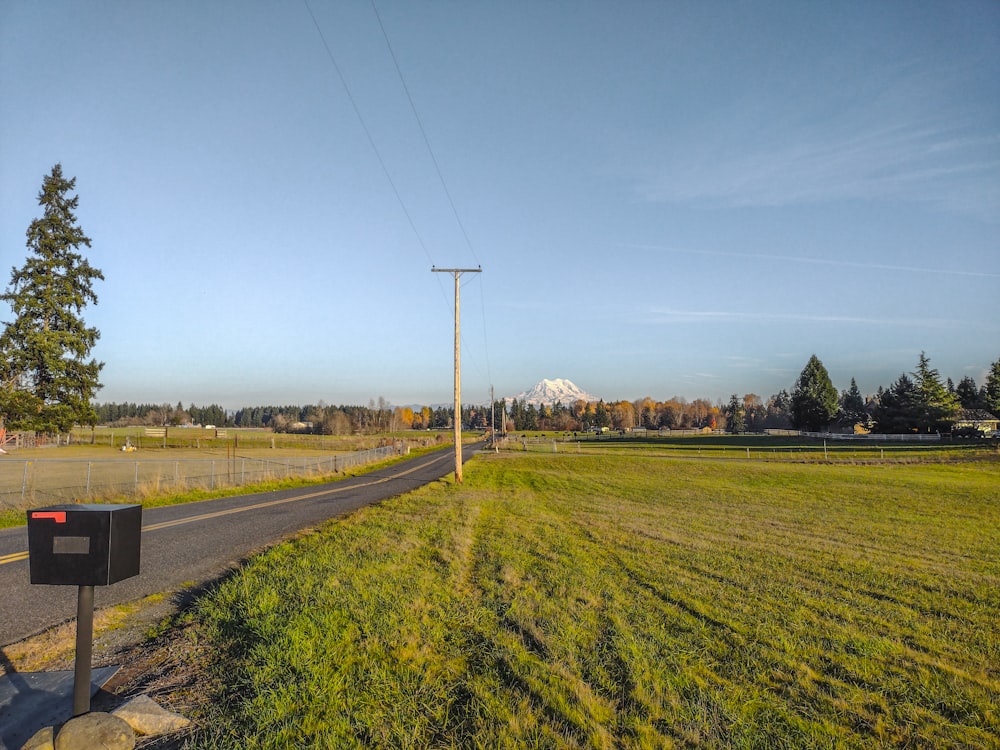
723,352,1000,436
91,399,497,436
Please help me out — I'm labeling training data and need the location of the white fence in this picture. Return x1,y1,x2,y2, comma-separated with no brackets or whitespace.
797,431,942,442
0,444,403,510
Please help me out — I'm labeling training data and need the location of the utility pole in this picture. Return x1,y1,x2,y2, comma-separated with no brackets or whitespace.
432,266,481,482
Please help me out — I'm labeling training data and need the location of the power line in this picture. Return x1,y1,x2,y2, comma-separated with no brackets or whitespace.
370,0,493,388
304,0,493,392
369,0,481,268
301,0,437,269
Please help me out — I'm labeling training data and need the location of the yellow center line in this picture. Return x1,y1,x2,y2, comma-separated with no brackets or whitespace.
0,452,451,564
143,452,445,532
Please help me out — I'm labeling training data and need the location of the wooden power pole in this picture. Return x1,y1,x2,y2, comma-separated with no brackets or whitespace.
432,266,481,483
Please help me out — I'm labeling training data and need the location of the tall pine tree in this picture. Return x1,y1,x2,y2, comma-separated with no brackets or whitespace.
0,164,104,433
790,354,839,432
873,375,920,433
912,351,959,433
954,376,981,409
982,356,1000,417
725,393,746,433
838,377,870,430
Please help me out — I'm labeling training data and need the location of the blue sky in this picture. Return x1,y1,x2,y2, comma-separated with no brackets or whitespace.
2,1,998,410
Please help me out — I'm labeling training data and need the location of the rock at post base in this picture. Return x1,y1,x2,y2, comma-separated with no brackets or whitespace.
19,725,54,750
112,693,191,735
54,712,135,750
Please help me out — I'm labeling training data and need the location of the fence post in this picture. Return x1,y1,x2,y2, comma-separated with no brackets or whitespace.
86,463,92,496
134,462,139,496
21,461,29,501
211,461,215,489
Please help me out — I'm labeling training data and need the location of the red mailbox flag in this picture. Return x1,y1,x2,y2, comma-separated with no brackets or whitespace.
31,511,67,523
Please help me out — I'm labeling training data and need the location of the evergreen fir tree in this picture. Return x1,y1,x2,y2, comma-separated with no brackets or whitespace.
838,378,869,430
0,164,104,433
725,394,746,433
954,376,981,409
874,374,920,433
982,357,1000,416
912,352,959,433
790,355,839,431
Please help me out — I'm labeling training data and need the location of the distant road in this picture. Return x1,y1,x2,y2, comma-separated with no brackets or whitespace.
0,443,479,647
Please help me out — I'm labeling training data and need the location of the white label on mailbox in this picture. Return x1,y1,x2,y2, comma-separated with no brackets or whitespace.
53,536,90,554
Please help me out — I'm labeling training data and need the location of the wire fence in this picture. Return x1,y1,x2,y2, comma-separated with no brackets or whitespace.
501,431,995,463
0,444,404,511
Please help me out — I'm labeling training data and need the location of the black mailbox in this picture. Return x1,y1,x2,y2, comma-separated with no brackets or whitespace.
27,504,142,586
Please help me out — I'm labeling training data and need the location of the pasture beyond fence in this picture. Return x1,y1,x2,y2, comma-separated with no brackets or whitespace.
0,444,404,510
503,430,996,463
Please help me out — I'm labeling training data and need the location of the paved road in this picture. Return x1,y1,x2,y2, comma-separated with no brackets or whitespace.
0,443,478,647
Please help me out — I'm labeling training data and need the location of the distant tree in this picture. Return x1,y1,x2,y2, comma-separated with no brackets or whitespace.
535,403,549,425
323,409,352,435
742,393,764,432
725,394,745,433
790,355,839,432
763,390,792,429
654,402,678,429
593,400,610,429
396,406,414,429
874,375,919,433
981,357,1000,416
911,352,960,432
0,164,104,433
610,400,635,430
633,397,657,430
169,401,190,426
838,378,870,431
954,376,980,410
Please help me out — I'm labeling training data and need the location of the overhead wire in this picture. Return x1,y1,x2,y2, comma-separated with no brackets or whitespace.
368,0,480,268
301,0,439,275
303,0,495,405
369,0,494,396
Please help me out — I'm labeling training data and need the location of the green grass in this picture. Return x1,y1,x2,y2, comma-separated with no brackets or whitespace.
516,432,999,463
66,426,459,451
176,452,1000,748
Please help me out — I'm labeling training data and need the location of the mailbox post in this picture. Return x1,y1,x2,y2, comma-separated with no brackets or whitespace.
27,504,142,716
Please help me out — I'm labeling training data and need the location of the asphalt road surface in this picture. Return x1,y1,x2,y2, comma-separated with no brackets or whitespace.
0,443,479,647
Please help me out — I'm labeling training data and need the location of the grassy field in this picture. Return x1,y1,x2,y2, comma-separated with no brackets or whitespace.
166,450,999,748
64,426,457,452
512,432,1000,463
0,431,456,524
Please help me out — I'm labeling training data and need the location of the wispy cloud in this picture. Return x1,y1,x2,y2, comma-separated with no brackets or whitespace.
624,243,1000,279
635,111,1000,220
647,307,958,327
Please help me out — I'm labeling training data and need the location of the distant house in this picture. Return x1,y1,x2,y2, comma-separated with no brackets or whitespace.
952,409,999,434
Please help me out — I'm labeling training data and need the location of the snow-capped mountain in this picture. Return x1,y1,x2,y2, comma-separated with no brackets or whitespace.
510,378,598,406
